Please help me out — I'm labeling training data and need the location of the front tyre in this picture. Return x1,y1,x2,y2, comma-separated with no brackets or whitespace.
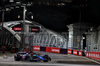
43,55,51,62
43,60,48,62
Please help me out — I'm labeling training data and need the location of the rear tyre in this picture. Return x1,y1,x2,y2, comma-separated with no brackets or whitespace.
14,54,20,61
29,55,33,61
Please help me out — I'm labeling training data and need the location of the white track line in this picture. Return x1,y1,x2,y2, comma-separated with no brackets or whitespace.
82,56,100,65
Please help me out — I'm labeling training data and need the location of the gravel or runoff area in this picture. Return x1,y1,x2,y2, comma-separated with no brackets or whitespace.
0,51,100,66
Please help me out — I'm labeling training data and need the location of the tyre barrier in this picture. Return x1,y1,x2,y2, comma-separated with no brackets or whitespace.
24,46,100,60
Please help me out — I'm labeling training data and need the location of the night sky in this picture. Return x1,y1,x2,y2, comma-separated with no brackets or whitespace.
0,0,100,32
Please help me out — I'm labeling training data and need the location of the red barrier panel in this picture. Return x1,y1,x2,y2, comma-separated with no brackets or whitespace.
96,52,98,60
67,49,72,54
24,49,28,52
92,52,93,59
73,50,77,55
33,46,40,51
95,52,97,59
92,52,94,58
86,51,100,60
46,47,51,52
93,52,100,60
79,50,82,56
89,52,91,58
99,52,100,60
92,52,95,59
90,52,92,58
24,49,33,52
51,47,60,53
92,52,98,60
91,52,93,58
86,52,89,58
97,52,99,60
94,52,96,59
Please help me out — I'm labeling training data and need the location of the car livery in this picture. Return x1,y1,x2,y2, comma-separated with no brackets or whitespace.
14,52,51,62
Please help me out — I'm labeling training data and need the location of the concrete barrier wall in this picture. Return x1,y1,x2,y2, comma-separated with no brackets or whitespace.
32,46,83,56
24,46,100,60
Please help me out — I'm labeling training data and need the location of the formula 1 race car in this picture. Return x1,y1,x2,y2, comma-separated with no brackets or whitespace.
14,51,51,62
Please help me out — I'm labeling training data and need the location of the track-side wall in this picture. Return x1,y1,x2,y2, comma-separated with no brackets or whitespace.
25,46,100,60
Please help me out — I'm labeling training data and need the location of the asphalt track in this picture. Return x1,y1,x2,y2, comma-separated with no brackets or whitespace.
0,51,100,66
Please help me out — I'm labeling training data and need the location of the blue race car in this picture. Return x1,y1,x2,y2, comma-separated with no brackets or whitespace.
14,51,51,62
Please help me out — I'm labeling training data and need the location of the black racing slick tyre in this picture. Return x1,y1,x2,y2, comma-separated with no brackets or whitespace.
14,54,20,61
43,60,48,62
43,55,51,62
29,55,33,61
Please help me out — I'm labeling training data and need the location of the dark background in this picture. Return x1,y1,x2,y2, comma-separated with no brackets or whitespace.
0,0,100,32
